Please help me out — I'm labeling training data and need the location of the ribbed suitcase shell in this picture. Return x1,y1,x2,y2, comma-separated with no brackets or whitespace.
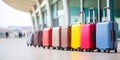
71,24,82,49
96,21,118,50
38,30,43,46
52,27,61,47
81,23,96,50
61,26,71,48
42,27,52,47
33,31,40,46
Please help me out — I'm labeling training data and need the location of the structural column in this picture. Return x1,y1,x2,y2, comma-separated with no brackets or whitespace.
106,0,114,21
32,7,38,31
30,14,35,33
45,0,52,27
36,0,44,30
62,0,70,25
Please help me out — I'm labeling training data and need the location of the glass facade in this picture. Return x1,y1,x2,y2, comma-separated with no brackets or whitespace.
42,10,47,28
114,0,120,38
36,12,40,29
32,0,120,38
68,0,81,25
51,0,64,27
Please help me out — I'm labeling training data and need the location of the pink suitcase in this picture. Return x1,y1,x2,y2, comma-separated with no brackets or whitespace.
52,27,61,50
61,26,71,50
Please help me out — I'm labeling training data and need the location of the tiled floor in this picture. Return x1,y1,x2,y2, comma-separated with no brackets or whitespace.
0,38,120,60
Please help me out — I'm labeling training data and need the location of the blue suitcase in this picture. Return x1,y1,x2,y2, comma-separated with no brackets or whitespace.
96,21,118,53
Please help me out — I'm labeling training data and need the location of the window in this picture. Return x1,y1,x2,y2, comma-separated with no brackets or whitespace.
42,10,48,28
68,0,81,25
51,0,64,27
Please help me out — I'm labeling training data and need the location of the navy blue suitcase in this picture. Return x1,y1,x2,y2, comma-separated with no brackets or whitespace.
96,21,118,53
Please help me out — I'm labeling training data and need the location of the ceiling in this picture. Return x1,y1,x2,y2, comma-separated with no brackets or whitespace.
3,0,43,13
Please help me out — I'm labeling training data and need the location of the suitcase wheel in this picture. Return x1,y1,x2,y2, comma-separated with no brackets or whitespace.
30,44,32,46
61,47,64,50
38,45,41,47
34,45,36,47
97,49,101,52
71,48,74,51
107,50,110,53
47,46,50,49
87,49,91,52
43,46,45,49
115,49,117,53
27,44,29,46
103,50,106,53
52,47,56,49
66,47,71,51
81,48,83,52
58,47,61,50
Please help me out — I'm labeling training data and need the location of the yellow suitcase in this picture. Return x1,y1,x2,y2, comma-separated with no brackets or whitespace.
71,24,82,49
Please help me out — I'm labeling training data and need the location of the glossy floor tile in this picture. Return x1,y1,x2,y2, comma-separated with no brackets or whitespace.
0,38,120,60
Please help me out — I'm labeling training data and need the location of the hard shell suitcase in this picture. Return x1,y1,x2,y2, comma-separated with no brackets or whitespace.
71,24,82,50
96,21,118,53
81,23,96,51
33,31,40,47
27,33,34,46
52,27,61,49
81,8,96,51
42,27,52,49
61,26,71,50
38,30,43,47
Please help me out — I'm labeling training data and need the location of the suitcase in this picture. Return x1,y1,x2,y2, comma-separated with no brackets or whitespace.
96,21,118,53
52,27,61,49
61,26,71,50
81,8,96,51
38,30,43,47
42,27,52,49
81,24,96,51
27,33,34,46
33,31,40,47
71,24,83,50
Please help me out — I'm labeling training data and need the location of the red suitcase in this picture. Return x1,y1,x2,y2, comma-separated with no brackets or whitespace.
81,8,96,51
33,31,40,47
61,26,71,50
81,23,96,51
38,30,43,47
42,27,52,49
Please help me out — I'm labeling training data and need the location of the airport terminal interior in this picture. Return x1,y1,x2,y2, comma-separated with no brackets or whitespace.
0,0,120,60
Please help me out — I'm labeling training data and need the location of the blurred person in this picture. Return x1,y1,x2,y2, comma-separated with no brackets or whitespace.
5,32,9,38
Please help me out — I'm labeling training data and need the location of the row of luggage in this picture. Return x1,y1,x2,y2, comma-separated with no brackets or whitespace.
27,1,118,53
27,20,118,53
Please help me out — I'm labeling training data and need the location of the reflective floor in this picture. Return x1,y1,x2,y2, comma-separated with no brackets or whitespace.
0,38,120,60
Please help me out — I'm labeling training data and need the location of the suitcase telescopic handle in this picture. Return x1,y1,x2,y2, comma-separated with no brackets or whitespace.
88,7,96,23
79,11,84,23
102,7,110,22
